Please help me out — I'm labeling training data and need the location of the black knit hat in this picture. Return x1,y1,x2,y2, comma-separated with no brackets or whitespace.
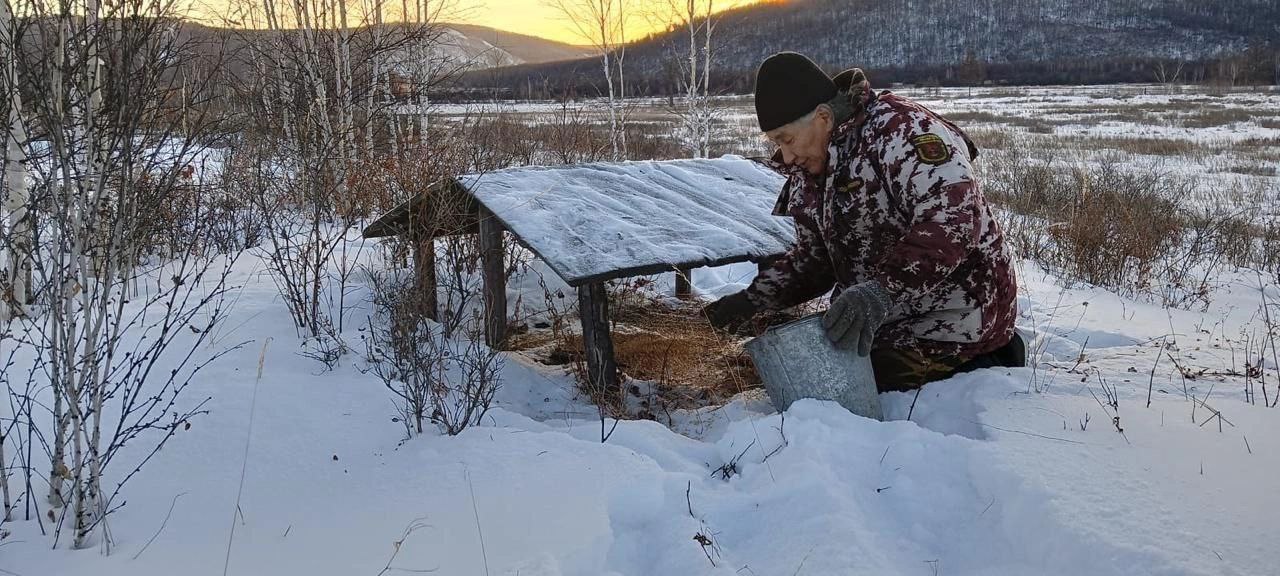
754,52,836,132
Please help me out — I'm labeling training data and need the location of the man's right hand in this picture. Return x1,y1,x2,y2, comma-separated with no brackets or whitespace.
702,291,757,334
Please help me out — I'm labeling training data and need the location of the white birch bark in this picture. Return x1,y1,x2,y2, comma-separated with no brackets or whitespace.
700,0,713,158
1,0,31,317
685,0,698,156
0,0,21,503
615,0,627,159
46,11,72,511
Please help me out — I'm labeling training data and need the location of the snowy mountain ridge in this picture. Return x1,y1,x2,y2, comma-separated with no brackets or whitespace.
475,0,1280,94
638,0,1279,70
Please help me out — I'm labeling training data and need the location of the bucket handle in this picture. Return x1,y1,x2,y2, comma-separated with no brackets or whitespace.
767,338,802,409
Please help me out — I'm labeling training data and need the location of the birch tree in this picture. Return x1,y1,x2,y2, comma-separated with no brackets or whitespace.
698,0,713,156
654,0,717,158
220,0,459,346
1,0,31,320
2,0,239,550
548,0,630,161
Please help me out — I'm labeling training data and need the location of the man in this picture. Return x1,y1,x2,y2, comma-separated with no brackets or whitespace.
705,52,1023,393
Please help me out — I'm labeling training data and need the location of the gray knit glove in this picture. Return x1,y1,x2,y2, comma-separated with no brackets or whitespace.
821,281,893,356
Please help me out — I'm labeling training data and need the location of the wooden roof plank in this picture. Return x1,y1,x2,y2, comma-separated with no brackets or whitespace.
363,156,795,287
459,156,794,286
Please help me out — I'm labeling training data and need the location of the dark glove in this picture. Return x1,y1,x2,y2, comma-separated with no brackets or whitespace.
703,290,757,333
822,281,893,356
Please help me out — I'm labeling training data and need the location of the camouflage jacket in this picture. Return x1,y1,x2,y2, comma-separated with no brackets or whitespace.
746,86,1018,359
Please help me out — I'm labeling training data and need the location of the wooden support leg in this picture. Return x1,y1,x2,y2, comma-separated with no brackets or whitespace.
479,209,507,349
675,266,693,299
412,236,438,321
578,282,619,396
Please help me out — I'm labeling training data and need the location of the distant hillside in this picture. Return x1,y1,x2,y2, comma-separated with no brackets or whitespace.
447,23,592,65
466,0,1280,97
177,21,588,71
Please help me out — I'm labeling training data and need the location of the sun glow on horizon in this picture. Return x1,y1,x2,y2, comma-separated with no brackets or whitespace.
185,0,762,45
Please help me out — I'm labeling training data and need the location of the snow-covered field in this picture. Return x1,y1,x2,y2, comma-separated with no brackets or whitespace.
4,85,1280,575
5,250,1278,576
438,84,1280,201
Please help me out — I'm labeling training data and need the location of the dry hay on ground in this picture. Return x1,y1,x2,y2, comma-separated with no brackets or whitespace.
509,298,772,411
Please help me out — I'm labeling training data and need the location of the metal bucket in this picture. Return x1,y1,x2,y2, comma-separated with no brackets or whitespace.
744,313,883,420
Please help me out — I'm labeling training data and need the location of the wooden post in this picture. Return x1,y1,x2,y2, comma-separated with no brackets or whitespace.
674,266,693,299
578,282,619,396
478,208,507,349
411,234,438,321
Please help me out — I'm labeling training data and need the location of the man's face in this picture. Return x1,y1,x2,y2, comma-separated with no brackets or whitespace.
766,106,833,176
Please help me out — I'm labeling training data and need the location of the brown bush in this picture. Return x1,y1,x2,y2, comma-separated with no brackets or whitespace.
942,110,1004,124
1264,215,1280,284
624,122,685,161
1050,162,1186,295
1217,163,1279,177
982,148,1234,307
964,127,1014,150
1181,107,1254,129
535,101,611,165
1237,136,1280,148
1235,137,1280,164
1071,135,1200,157
941,111,1057,134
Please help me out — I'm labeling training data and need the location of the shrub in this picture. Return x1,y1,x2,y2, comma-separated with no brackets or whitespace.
981,145,1263,308
364,269,502,437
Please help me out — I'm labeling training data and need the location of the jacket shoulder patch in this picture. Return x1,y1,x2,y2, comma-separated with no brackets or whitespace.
911,134,951,165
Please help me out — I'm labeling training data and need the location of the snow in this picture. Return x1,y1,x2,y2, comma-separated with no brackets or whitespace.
438,86,1280,205
460,155,794,286
6,86,1280,576
5,244,1279,576
897,86,1280,146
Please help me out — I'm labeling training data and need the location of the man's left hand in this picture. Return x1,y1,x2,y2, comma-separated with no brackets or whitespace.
703,290,757,334
822,281,893,356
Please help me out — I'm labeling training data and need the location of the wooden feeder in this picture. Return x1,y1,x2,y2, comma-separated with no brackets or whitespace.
363,156,795,395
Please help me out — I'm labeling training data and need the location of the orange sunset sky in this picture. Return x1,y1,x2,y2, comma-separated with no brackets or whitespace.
188,0,760,44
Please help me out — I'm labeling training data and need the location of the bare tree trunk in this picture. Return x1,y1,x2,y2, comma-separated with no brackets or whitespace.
388,70,401,156
597,8,619,162
71,0,106,548
547,0,628,160
1,35,30,317
685,0,698,157
700,0,713,158
45,10,72,512
364,0,385,156
615,0,628,159
0,400,9,520
3,0,236,550
665,0,709,158
0,0,16,520
603,52,619,161
407,0,428,142
1,0,31,316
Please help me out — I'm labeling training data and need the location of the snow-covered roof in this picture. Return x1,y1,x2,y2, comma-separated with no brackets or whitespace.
458,155,794,286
